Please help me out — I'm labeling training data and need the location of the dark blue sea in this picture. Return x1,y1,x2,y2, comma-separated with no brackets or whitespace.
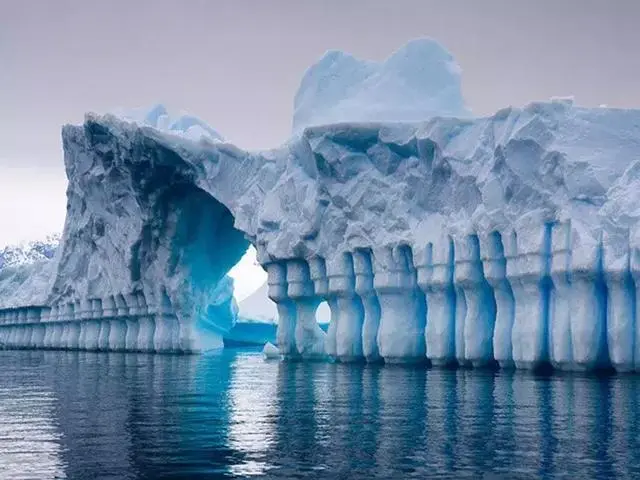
1,348,639,479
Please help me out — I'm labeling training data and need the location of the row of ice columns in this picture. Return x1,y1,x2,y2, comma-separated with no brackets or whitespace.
265,253,372,362
0,289,187,353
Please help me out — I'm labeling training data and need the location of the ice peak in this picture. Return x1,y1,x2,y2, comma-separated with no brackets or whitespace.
293,37,470,133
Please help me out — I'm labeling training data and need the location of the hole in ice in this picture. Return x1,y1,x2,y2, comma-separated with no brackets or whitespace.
316,300,331,332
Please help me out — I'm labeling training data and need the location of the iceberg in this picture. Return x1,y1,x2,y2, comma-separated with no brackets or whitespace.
2,38,640,373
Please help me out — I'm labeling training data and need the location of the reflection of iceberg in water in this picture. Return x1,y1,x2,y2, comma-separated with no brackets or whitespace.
0,353,66,479
4,350,640,477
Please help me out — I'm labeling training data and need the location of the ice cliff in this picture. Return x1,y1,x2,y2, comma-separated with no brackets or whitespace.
2,38,640,371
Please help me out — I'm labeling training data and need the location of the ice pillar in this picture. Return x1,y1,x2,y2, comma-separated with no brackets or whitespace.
266,261,297,360
327,253,364,362
137,292,156,352
154,288,178,352
106,294,127,351
353,249,381,362
125,293,141,351
606,232,634,372
373,245,426,364
505,224,551,370
549,221,573,370
569,232,608,371
454,234,496,368
480,232,514,368
288,259,326,359
416,239,456,367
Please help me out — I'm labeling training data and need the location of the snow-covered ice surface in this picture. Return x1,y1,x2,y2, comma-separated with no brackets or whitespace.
3,38,640,369
293,37,470,133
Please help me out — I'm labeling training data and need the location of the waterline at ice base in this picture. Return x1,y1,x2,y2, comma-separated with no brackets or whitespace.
3,37,640,373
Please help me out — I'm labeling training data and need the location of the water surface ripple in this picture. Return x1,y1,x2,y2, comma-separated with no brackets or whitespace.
0,349,638,479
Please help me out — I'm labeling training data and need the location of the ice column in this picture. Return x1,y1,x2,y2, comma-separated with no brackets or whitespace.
106,294,127,351
43,306,56,348
454,234,496,368
308,257,336,360
373,245,426,364
288,259,326,359
480,232,514,368
353,249,381,362
137,292,156,352
416,239,456,367
266,261,297,359
569,231,608,370
77,299,90,349
125,293,141,351
505,224,551,370
549,221,573,370
65,302,80,349
155,288,177,352
327,253,364,362
50,304,64,349
32,307,47,348
19,309,31,348
606,231,635,372
97,296,114,350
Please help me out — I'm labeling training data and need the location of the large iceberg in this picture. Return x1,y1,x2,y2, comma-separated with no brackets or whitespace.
2,38,640,372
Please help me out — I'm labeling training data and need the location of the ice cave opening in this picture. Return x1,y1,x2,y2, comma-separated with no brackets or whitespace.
151,183,251,350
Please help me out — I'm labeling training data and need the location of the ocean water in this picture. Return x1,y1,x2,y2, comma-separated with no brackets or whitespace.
0,349,639,479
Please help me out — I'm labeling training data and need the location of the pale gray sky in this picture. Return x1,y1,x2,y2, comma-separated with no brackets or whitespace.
1,0,639,247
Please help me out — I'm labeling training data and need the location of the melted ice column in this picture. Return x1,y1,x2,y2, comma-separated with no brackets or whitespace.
353,250,381,362
505,225,551,370
98,297,111,351
606,232,635,372
137,292,156,352
454,235,496,367
77,299,89,349
32,308,46,348
85,299,102,350
549,221,573,370
108,294,127,351
416,239,456,366
154,289,175,352
43,306,56,348
65,303,80,349
480,232,514,368
124,293,141,351
288,260,326,359
308,257,335,359
327,253,364,362
18,309,30,348
570,233,608,370
50,304,64,349
266,262,297,359
373,245,425,363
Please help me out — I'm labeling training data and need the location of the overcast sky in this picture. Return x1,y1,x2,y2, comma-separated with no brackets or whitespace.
1,0,639,249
